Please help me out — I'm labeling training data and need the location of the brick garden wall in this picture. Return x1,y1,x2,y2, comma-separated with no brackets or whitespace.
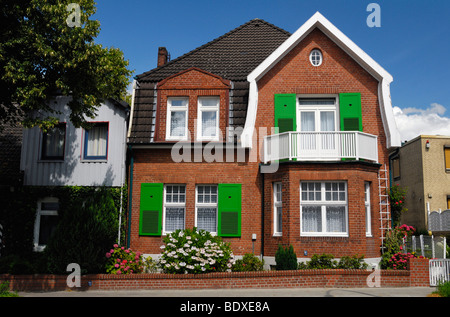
2,258,430,292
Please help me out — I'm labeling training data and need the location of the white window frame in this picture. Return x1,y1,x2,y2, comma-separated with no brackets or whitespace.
297,96,338,133
300,181,348,237
365,182,372,237
33,197,59,252
195,185,218,235
163,184,186,234
309,49,323,66
273,182,282,236
166,97,189,140
197,96,220,141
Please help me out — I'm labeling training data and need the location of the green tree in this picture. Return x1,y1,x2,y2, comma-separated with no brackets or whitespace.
0,0,133,129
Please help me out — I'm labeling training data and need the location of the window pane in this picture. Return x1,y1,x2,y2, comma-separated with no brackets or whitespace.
202,111,217,137
320,111,335,132
197,185,217,204
200,97,219,108
171,99,187,107
170,111,186,137
276,206,282,233
300,112,315,132
38,215,58,245
326,206,346,233
197,207,216,232
41,202,59,211
302,205,322,232
86,124,108,158
165,207,185,232
42,125,65,159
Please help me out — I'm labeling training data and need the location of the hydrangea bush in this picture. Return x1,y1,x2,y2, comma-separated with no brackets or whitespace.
105,244,144,274
160,228,235,274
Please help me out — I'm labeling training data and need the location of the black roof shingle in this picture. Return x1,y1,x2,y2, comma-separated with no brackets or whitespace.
129,19,291,144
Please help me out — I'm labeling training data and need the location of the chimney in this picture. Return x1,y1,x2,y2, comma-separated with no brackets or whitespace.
157,47,169,67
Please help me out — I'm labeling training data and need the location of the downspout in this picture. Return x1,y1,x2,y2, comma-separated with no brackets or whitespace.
259,164,265,260
126,145,134,249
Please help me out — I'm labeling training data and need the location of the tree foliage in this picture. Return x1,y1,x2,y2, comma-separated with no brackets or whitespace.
0,0,133,129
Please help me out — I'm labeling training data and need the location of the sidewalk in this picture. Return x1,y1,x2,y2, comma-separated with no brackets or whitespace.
18,286,437,297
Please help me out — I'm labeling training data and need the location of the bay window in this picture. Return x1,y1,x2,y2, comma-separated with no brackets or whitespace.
300,181,348,236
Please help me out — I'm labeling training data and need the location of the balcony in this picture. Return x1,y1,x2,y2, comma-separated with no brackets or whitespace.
263,131,378,163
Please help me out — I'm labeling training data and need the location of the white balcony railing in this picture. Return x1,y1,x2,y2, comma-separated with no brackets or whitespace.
263,131,378,163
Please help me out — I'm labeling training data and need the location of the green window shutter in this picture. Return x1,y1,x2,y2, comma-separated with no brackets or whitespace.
274,94,296,133
218,184,241,237
339,93,363,131
139,183,163,236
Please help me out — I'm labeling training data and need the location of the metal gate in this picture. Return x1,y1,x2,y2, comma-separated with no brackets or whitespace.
429,259,450,286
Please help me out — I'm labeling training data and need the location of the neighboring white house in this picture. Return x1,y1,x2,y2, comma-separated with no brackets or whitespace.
19,96,129,251
20,96,129,187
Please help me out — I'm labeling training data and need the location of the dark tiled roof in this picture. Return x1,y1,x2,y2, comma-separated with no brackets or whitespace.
129,19,291,144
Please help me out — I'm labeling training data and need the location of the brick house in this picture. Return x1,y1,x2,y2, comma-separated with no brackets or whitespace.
126,12,401,266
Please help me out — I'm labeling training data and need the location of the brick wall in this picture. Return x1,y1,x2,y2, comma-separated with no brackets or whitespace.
263,162,382,258
1,258,430,292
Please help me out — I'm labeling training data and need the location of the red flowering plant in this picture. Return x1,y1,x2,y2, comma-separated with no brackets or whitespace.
389,184,408,225
386,252,424,270
105,244,144,274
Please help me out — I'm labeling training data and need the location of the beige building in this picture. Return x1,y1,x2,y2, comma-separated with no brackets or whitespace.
390,135,450,231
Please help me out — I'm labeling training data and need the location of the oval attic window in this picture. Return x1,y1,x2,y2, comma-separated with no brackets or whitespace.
310,49,323,66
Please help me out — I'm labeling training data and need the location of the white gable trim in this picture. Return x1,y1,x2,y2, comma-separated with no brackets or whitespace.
240,12,401,148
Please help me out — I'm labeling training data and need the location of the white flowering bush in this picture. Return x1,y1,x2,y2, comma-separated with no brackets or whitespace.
160,228,235,274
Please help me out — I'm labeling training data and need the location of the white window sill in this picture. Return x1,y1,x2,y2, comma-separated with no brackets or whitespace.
300,233,349,238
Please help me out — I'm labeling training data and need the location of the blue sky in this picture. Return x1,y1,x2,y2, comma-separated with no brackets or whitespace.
93,0,450,140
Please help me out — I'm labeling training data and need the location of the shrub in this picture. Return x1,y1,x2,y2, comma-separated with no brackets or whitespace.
434,280,450,297
232,253,265,272
298,254,368,270
44,188,119,274
0,281,19,297
275,245,298,270
160,228,234,274
105,244,144,274
336,255,368,270
306,253,337,269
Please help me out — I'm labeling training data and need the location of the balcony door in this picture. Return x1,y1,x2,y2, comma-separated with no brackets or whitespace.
298,98,338,159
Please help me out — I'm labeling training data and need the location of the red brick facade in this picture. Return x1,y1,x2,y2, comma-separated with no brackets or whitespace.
129,26,391,261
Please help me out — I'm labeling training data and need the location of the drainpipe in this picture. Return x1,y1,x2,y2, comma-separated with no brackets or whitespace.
259,164,265,260
127,145,134,249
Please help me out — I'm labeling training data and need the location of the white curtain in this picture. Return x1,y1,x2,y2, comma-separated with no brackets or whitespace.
165,208,185,232
202,111,217,137
302,205,322,232
197,207,217,232
86,125,107,157
170,111,186,137
326,206,346,232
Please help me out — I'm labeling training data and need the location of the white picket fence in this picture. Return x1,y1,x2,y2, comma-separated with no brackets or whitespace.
429,259,450,286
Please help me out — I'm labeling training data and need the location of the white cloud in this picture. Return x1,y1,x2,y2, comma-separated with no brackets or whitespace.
393,103,450,142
